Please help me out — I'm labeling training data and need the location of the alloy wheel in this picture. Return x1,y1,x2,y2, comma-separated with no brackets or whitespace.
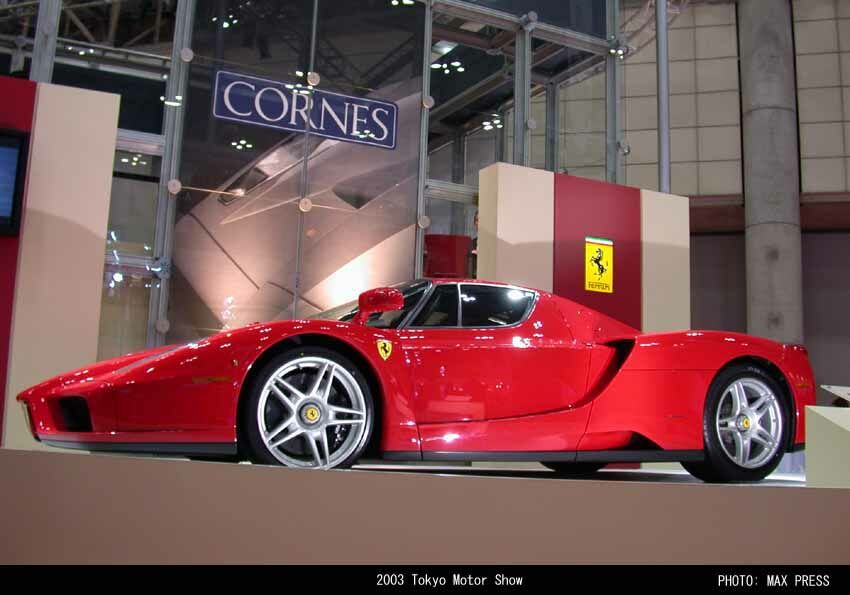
256,356,368,469
715,377,783,469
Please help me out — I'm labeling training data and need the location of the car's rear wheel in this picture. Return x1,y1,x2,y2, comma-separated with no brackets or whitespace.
542,462,605,476
242,347,375,469
683,364,789,483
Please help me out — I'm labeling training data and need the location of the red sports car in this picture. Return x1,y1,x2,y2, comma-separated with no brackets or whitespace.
17,279,814,482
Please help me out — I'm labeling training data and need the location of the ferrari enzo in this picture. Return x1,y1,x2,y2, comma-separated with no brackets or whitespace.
17,279,814,482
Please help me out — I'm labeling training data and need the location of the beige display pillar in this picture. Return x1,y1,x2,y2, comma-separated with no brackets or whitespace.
477,163,554,291
2,84,119,450
805,405,850,488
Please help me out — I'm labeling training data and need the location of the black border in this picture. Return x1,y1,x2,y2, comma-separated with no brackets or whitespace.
382,449,704,463
0,127,29,237
41,439,237,456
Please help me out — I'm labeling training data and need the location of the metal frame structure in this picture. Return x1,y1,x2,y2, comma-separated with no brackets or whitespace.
656,0,670,193
147,0,194,346
27,0,58,81
544,80,560,172
512,13,533,167
606,0,621,183
414,0,434,278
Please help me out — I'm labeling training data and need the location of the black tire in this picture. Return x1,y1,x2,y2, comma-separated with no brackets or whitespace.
683,364,790,483
241,346,375,469
542,462,605,476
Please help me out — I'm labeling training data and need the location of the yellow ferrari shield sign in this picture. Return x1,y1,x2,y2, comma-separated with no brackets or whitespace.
585,236,614,294
376,339,393,361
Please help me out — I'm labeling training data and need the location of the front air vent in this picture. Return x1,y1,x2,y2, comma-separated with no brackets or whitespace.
57,397,92,432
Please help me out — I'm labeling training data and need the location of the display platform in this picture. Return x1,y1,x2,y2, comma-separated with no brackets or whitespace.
1,449,847,564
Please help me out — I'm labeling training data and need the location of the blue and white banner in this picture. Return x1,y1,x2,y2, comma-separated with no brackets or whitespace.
212,70,398,150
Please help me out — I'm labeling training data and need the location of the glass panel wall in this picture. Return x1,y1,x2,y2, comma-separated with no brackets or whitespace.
298,0,424,317
108,150,161,257
170,0,423,339
168,0,312,341
51,1,175,134
425,11,513,278
98,266,154,360
0,1,37,78
98,147,162,360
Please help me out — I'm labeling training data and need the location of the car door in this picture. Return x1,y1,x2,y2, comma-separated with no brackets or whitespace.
401,283,590,424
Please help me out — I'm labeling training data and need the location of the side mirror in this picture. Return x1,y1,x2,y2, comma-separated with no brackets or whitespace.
352,287,404,325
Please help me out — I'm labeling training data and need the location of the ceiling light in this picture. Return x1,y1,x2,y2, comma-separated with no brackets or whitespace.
164,100,181,107
431,63,441,69
456,67,465,72
403,0,414,4
484,125,493,131
159,95,165,101
222,21,230,28
112,272,124,283
212,17,218,22
120,158,129,163
444,69,450,74
236,145,243,150
496,124,503,129
175,95,182,100
246,144,253,149
296,70,304,77
483,121,491,126
450,61,461,67
231,141,238,146
391,0,399,5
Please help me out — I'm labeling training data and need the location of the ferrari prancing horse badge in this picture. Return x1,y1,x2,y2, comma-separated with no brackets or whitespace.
377,339,393,361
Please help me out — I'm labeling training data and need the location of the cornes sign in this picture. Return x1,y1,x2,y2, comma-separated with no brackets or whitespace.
212,70,398,150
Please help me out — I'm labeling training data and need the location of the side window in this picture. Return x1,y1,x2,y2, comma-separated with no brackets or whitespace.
460,285,535,327
410,284,459,327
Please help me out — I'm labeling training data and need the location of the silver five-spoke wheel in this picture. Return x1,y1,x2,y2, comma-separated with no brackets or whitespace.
715,377,783,469
256,355,369,469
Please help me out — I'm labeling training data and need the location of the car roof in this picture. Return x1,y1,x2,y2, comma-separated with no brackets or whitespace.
422,278,535,291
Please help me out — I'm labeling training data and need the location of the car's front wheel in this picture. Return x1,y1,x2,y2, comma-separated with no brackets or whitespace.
243,347,375,469
683,364,789,483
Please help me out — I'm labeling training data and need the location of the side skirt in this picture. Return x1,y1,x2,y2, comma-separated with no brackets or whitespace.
381,450,704,463
41,440,238,457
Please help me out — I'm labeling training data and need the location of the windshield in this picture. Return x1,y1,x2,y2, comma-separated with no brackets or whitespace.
310,280,432,328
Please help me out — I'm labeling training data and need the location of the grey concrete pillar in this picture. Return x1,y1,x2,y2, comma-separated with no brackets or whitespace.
738,0,803,345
